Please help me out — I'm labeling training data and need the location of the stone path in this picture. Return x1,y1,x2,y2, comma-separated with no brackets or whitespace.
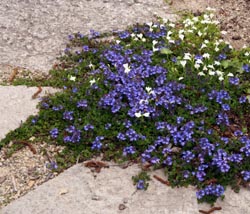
2,163,250,214
0,1,250,213
0,0,176,74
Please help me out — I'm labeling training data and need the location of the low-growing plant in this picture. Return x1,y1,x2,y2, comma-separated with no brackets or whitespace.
1,11,250,204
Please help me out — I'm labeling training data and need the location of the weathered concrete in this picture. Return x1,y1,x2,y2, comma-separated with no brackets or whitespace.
0,86,59,140
1,163,250,214
0,0,176,74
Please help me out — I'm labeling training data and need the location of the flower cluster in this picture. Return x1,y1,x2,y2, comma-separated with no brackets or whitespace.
14,11,250,205
196,184,225,200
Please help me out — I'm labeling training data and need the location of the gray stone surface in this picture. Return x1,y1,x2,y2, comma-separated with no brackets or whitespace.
1,163,250,214
0,86,59,140
0,0,176,74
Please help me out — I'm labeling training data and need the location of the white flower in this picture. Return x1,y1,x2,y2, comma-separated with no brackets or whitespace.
204,40,209,44
204,14,210,20
143,112,150,117
201,43,207,49
194,63,201,69
198,31,202,36
198,71,205,76
123,63,131,74
131,33,135,38
69,75,76,81
133,37,139,41
245,52,250,56
135,111,150,118
179,34,184,40
179,29,185,34
215,40,220,46
212,20,220,25
193,17,199,22
169,23,175,28
210,13,215,19
152,40,158,46
219,76,224,81
208,70,215,76
167,31,173,37
180,60,187,67
116,40,121,44
145,87,152,93
203,53,210,59
137,33,143,39
203,66,208,71
215,47,220,52
135,112,142,118
90,78,96,85
178,77,184,80
216,70,223,76
169,39,175,44
153,47,159,52
187,29,194,33
207,64,215,69
142,38,146,42
184,53,192,60
227,73,234,77
221,31,227,35
88,63,94,69
196,59,203,64
214,61,221,65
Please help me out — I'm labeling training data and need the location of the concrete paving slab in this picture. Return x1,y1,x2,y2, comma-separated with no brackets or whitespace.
0,0,176,74
1,163,250,214
0,86,59,140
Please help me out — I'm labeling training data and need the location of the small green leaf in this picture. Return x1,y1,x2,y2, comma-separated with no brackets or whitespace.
160,48,173,55
221,60,230,69
247,95,250,103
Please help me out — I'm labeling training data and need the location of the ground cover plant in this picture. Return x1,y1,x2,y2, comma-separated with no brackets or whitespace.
1,11,250,204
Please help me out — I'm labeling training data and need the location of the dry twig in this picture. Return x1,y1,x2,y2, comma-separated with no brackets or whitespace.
32,86,42,99
153,175,170,186
9,67,19,83
84,160,109,173
14,141,36,154
199,207,222,214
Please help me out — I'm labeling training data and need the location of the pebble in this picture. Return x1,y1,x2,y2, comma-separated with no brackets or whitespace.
232,35,242,40
118,204,126,210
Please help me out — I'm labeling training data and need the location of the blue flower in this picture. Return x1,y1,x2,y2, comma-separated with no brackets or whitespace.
136,180,145,190
77,100,88,108
241,171,250,181
123,146,136,156
221,104,230,111
63,111,74,121
239,96,247,103
196,184,224,200
117,132,126,141
105,123,112,130
182,151,195,163
242,64,250,72
84,124,94,131
50,128,59,139
229,77,239,85
82,45,89,52
91,136,104,150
